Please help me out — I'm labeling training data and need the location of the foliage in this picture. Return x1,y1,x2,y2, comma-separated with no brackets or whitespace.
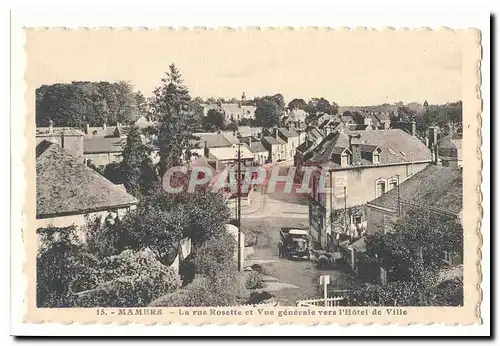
203,109,226,131
371,208,463,283
149,275,243,307
287,98,308,110
153,64,199,174
84,217,132,259
74,250,181,307
151,232,242,307
347,281,424,306
142,189,231,245
121,125,158,197
36,226,101,307
245,272,264,289
306,97,339,115
122,203,187,265
36,81,145,127
355,208,464,306
101,162,125,185
254,97,281,128
194,232,237,279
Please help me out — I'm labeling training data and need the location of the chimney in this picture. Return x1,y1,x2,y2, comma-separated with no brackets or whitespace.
86,123,90,135
411,120,416,137
48,119,54,134
348,134,362,161
204,140,209,158
275,128,279,140
103,122,107,131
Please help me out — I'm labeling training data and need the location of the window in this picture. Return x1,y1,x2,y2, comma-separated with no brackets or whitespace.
388,179,398,190
373,152,380,164
406,164,414,177
376,181,386,198
341,153,349,166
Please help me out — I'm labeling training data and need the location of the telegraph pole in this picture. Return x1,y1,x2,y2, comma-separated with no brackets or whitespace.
237,142,242,271
396,174,401,216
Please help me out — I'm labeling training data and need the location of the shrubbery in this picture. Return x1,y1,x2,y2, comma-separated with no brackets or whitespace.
245,272,264,290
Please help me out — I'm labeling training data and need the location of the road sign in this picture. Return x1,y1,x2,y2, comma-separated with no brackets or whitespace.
319,275,330,285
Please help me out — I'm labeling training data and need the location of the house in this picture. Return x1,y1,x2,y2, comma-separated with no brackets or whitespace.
305,126,432,249
83,137,126,166
36,126,85,159
285,108,308,131
205,144,255,172
262,134,287,162
220,103,256,122
237,126,263,139
36,140,138,231
365,165,463,236
242,137,268,165
84,123,130,138
277,127,301,161
190,131,241,158
355,165,463,282
437,133,463,167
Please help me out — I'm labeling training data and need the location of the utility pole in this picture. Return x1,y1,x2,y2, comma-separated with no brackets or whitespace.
237,142,242,271
396,174,401,216
343,186,347,233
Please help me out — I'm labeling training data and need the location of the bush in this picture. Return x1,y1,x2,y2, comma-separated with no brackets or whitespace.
37,226,101,307
73,250,182,307
194,232,237,279
150,275,244,307
245,272,264,290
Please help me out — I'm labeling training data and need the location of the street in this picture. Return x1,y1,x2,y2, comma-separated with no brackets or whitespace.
241,182,362,306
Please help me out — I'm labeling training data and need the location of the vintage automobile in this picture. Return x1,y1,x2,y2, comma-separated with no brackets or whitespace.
278,228,310,260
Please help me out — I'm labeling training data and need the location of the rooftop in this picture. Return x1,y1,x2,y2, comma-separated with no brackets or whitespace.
262,136,287,146
368,165,463,216
208,145,254,161
84,137,125,154
306,128,432,168
278,127,299,138
36,141,138,218
192,132,240,148
244,140,267,153
36,127,85,136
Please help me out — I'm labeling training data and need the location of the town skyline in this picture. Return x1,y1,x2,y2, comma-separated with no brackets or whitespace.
27,29,463,106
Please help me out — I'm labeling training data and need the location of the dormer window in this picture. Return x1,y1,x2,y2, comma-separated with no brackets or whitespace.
373,152,380,164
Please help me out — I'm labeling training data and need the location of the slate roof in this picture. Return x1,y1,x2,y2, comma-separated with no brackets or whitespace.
221,103,243,115
36,127,85,136
278,128,299,138
305,129,432,168
208,145,254,161
191,132,240,148
367,165,463,216
238,126,263,138
262,136,286,146
296,139,315,154
84,137,125,153
36,141,138,218
244,141,268,153
438,133,463,150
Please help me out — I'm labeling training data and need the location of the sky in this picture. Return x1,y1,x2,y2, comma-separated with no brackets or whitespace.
26,29,464,106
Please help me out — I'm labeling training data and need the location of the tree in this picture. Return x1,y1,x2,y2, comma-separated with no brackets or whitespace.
203,109,226,131
254,98,281,128
123,203,187,265
287,98,307,110
121,125,157,198
36,81,142,127
153,64,197,175
134,91,149,120
306,97,338,115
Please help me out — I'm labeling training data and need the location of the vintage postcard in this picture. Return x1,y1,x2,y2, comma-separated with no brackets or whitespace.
17,27,482,328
